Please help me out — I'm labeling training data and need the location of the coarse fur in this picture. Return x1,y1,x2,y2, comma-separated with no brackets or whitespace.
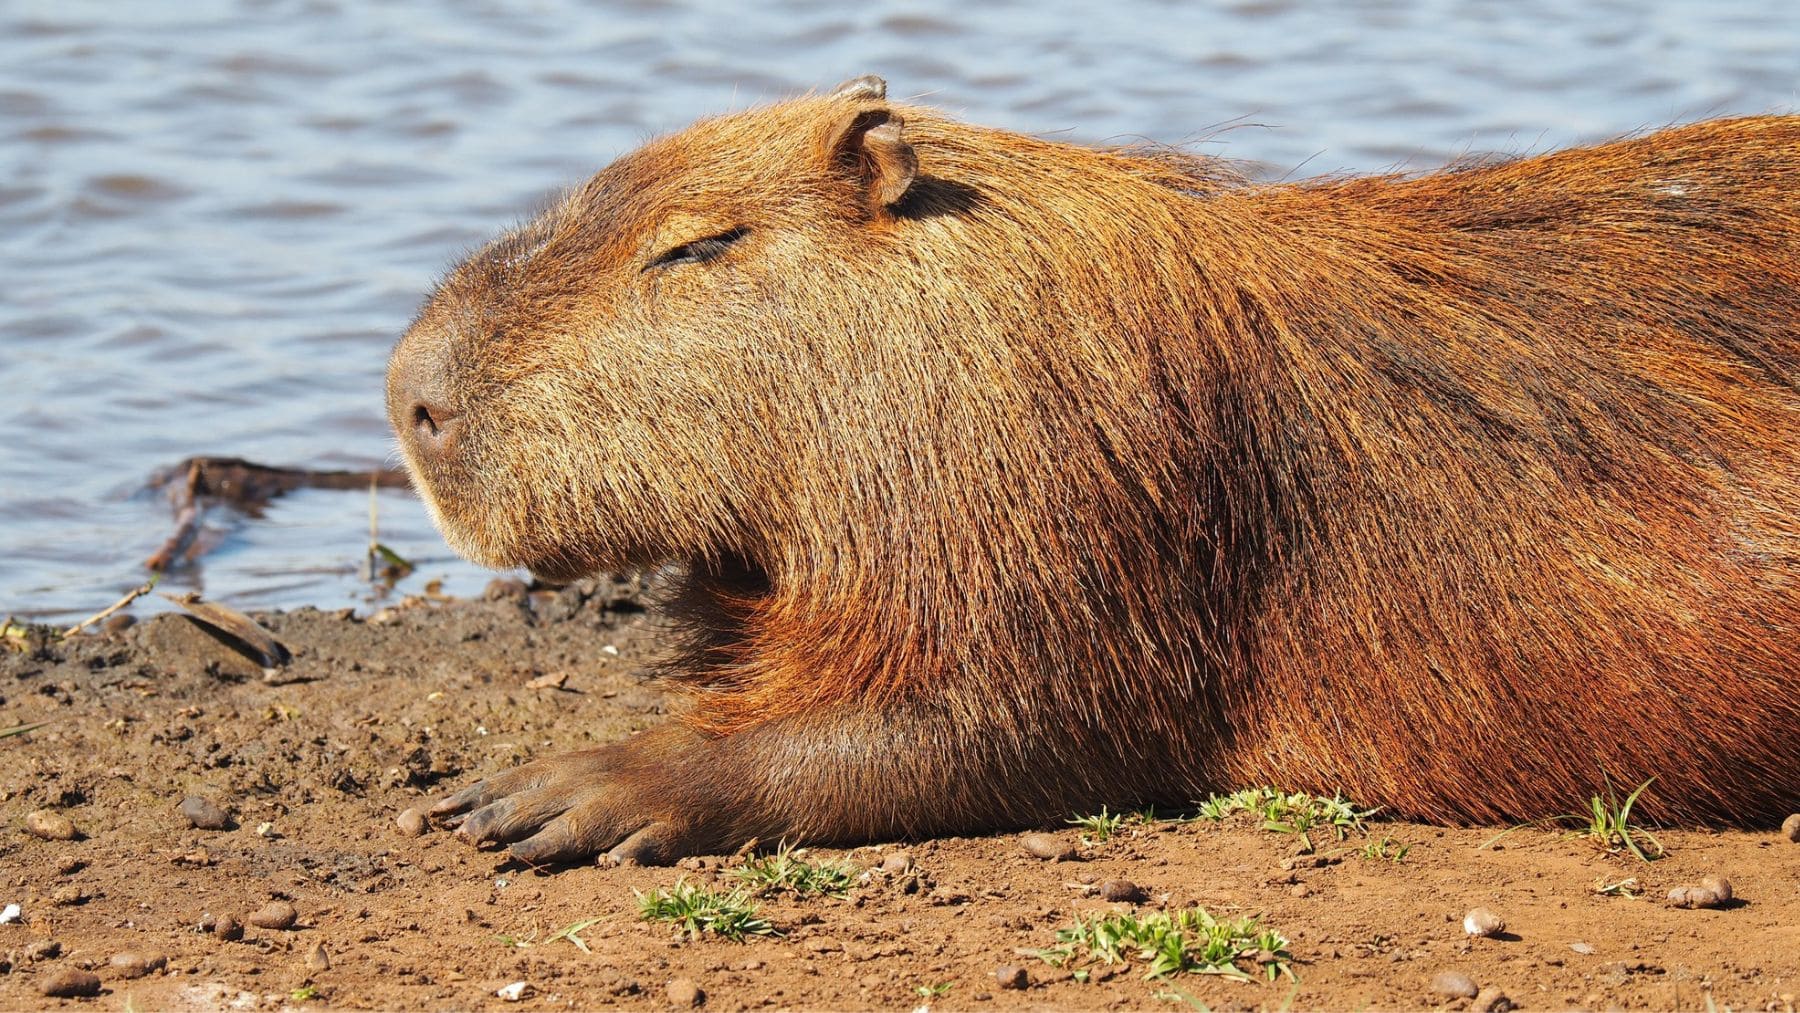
389,78,1800,864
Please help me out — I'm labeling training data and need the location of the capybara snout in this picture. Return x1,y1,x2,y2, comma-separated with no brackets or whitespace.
394,78,1800,864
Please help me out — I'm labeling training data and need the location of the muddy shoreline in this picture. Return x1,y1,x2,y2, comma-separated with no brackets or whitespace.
2,587,1796,1010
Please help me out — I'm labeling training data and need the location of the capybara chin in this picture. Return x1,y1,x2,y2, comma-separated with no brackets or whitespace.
387,75,1800,865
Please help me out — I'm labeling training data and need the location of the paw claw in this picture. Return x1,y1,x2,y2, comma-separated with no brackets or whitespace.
607,822,688,867
431,782,490,816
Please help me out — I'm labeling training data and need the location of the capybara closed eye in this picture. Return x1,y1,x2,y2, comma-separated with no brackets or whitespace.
388,76,1800,865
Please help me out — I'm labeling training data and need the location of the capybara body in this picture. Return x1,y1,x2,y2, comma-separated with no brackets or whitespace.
389,77,1800,864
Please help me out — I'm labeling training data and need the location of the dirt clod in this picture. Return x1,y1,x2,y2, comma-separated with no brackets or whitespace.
1098,879,1147,904
995,964,1030,990
305,942,330,971
23,809,78,841
1462,907,1505,937
880,852,913,875
38,968,102,998
179,796,233,831
395,807,426,837
50,885,87,906
1020,833,1076,861
210,913,244,941
1667,885,1726,909
666,976,704,1007
1699,875,1734,902
1430,969,1479,998
24,939,62,962
248,900,297,929
107,951,166,979
1470,986,1513,1012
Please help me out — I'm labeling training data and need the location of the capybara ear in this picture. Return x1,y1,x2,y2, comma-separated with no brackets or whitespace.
823,105,917,212
828,75,887,101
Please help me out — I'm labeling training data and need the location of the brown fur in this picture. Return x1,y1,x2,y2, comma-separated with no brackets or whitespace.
389,78,1800,862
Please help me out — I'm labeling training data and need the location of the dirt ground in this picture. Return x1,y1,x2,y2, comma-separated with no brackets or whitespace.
2,581,1797,1011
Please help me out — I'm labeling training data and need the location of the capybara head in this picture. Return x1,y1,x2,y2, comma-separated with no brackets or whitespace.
389,77,930,580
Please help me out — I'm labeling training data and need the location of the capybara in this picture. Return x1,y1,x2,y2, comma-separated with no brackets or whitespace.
387,76,1800,865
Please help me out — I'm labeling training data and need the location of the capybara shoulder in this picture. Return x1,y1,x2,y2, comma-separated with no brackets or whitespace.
393,78,1800,864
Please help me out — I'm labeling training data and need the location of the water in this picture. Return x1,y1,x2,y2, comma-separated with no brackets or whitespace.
3,0,1796,622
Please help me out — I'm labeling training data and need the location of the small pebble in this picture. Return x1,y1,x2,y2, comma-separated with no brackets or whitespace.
995,965,1030,990
49,885,86,906
108,951,166,979
212,913,244,941
0,903,20,924
1430,970,1479,998
496,981,531,1002
880,852,913,875
1019,833,1076,862
1699,874,1733,902
1290,883,1312,898
248,901,297,930
1782,813,1800,843
1667,884,1725,909
1097,879,1147,904
38,968,101,998
484,577,529,601
395,808,426,837
1462,907,1505,937
179,802,232,831
666,977,704,1008
24,810,78,841
25,939,62,961
55,857,85,876
1470,986,1513,1012
1569,941,1595,955
305,942,330,971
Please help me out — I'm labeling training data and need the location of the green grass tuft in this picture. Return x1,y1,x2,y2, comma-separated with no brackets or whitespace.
635,878,776,941
1482,776,1665,862
730,844,857,898
1356,836,1410,863
1562,777,1664,861
1068,806,1126,844
1196,787,1379,852
1039,906,1295,982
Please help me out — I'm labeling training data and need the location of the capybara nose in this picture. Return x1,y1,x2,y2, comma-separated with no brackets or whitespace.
388,335,465,463
405,395,462,459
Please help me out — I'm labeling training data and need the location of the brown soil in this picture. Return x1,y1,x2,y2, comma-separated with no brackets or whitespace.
2,584,1796,1011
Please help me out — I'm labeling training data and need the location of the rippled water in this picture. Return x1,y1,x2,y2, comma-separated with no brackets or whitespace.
3,0,1796,622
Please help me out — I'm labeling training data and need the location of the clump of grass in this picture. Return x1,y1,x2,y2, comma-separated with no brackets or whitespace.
1068,806,1126,844
730,844,856,898
1038,906,1294,982
635,878,775,941
1357,836,1410,863
1483,777,1665,862
1196,787,1379,852
914,982,952,998
1563,777,1664,862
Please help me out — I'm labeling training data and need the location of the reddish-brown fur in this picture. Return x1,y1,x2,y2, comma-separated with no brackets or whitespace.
388,77,1800,864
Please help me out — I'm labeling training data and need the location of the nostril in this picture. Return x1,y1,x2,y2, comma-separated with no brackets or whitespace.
410,399,461,443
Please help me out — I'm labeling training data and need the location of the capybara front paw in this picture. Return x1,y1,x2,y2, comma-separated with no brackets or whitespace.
429,745,710,866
